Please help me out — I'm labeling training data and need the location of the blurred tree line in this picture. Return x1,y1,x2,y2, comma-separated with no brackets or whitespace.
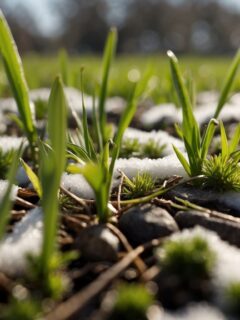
1,0,240,54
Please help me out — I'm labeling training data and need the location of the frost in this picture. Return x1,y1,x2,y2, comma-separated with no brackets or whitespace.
0,207,43,276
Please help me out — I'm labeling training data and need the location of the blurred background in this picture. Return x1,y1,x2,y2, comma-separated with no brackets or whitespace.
0,0,239,101
0,0,239,55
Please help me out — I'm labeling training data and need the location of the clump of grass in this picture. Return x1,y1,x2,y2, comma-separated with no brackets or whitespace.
203,156,240,192
168,49,240,178
123,172,156,199
156,235,216,281
225,282,240,315
142,139,166,159
108,284,154,320
203,122,240,191
119,138,141,158
67,29,149,222
119,138,165,159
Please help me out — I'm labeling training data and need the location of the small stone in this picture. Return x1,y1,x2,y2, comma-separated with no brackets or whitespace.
118,204,178,246
175,210,240,247
76,224,120,262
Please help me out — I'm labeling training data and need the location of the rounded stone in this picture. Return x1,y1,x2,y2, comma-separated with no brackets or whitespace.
118,204,179,246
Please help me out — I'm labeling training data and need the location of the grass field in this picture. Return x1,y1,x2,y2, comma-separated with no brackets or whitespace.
1,54,239,102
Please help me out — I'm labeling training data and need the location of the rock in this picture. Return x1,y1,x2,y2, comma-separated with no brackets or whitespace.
166,185,240,216
118,204,178,246
75,224,120,262
175,210,240,247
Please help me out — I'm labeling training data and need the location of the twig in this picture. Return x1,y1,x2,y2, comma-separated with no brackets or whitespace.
60,185,90,214
46,238,164,320
15,196,36,209
106,223,147,274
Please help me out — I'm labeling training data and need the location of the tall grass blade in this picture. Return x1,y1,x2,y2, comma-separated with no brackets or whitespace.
59,49,69,86
40,76,67,274
0,146,22,239
201,118,218,160
172,145,191,176
229,124,240,154
20,159,42,198
98,28,117,146
0,11,37,147
220,121,229,158
47,76,67,175
167,51,198,142
214,50,240,118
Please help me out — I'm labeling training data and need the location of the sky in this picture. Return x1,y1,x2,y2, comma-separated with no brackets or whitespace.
3,0,240,35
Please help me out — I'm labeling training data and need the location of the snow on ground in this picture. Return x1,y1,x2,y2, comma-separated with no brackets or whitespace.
0,136,27,154
167,227,240,301
161,303,227,320
30,87,125,115
0,207,43,276
0,180,18,201
123,127,184,155
62,153,188,199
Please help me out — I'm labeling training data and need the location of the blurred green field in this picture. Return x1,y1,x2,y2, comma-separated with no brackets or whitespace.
0,54,239,103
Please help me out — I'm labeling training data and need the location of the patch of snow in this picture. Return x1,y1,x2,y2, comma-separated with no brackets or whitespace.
0,136,27,154
114,153,188,183
0,180,18,201
162,303,227,320
61,154,188,199
0,207,43,276
123,127,184,156
0,97,18,113
29,87,125,115
229,92,240,106
140,103,180,128
167,227,240,302
196,91,219,105
61,172,95,199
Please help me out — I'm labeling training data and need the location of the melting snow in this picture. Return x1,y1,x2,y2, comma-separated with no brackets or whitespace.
0,207,43,276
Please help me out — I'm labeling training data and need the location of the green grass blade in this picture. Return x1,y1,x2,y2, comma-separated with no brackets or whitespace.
174,123,183,139
167,51,198,142
59,49,69,86
40,76,67,274
98,28,117,146
214,49,240,119
0,146,22,239
67,143,92,163
172,145,191,176
220,121,229,158
20,159,42,198
0,11,37,147
92,93,102,152
201,118,218,160
229,123,240,154
47,76,67,174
